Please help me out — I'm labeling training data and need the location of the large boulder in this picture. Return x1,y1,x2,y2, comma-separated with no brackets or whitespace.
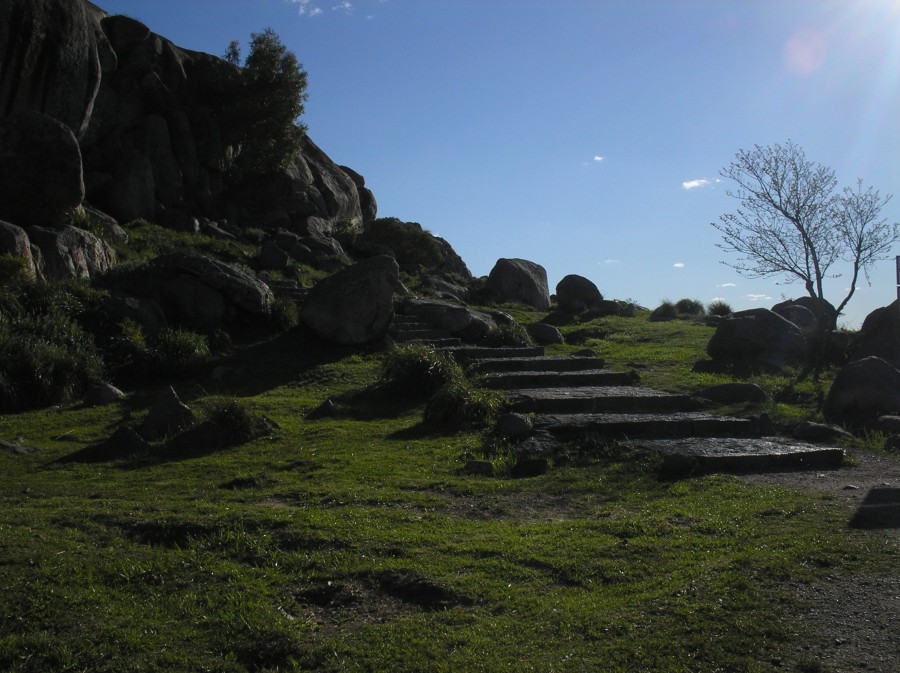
850,301,900,370
771,302,818,338
0,111,85,227
300,255,399,345
0,0,103,138
486,258,550,310
823,356,900,428
556,274,603,311
26,225,115,280
772,297,837,331
0,220,40,279
402,298,496,342
118,253,273,331
707,308,808,369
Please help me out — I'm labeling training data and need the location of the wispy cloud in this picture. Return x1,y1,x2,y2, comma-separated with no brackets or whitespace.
333,1,353,12
682,179,710,190
287,0,323,16
717,282,737,288
601,259,622,265
673,262,685,269
746,293,772,302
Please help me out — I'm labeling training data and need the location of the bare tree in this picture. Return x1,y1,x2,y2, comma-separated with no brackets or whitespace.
713,140,898,325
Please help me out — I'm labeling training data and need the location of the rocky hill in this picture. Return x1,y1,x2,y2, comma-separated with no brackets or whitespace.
0,0,374,236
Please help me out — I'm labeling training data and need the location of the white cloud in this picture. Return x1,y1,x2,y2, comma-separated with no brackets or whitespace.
594,155,605,162
333,1,353,11
717,282,737,288
746,293,772,302
287,0,323,16
601,259,622,265
673,262,685,269
682,179,710,190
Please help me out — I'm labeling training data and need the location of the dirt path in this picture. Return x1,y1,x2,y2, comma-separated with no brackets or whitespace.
741,449,900,673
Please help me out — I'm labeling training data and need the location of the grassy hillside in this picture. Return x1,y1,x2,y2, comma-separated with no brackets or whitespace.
0,302,892,672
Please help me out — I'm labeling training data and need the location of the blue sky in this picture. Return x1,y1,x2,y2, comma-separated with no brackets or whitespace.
104,0,900,327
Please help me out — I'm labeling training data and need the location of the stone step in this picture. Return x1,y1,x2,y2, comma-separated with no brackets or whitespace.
442,346,546,361
393,328,453,340
404,337,463,348
533,411,758,440
475,356,606,373
481,370,637,390
392,317,432,328
630,437,845,477
508,386,695,414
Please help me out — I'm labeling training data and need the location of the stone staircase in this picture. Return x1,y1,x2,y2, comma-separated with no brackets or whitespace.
443,344,845,477
390,314,462,348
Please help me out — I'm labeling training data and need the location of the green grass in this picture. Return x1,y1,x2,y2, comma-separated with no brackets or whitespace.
0,311,888,672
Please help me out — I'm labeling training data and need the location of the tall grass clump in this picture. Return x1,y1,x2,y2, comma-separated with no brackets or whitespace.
424,380,508,428
379,343,464,395
708,299,734,316
482,321,535,348
649,299,678,322
674,298,706,316
150,327,211,373
201,396,272,444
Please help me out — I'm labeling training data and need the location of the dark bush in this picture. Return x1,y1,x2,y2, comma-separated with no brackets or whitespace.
649,300,678,322
675,298,706,316
150,328,211,373
482,321,535,348
423,380,507,428
707,300,734,316
379,344,464,395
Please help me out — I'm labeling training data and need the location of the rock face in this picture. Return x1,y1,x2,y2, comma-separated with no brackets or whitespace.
301,255,399,345
0,0,375,235
486,258,550,311
823,356,900,428
26,225,115,280
850,301,900,370
771,302,818,338
556,274,603,311
402,298,496,342
0,0,103,138
707,308,808,369
115,252,273,330
0,111,85,227
772,297,837,331
0,220,40,278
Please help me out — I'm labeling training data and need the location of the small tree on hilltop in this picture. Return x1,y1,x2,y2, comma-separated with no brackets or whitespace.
223,29,308,176
713,140,898,326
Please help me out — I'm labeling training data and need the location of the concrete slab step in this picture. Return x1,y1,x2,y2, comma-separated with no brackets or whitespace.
481,370,637,390
509,386,695,414
534,411,758,440
475,356,606,373
442,346,546,361
630,437,845,476
393,329,452,340
404,337,463,348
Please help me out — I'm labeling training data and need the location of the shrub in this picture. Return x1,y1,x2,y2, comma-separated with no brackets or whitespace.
482,321,535,348
269,297,299,331
674,298,705,316
379,344,464,395
649,300,678,322
423,380,508,428
708,299,734,316
201,397,270,444
150,328,211,373
0,313,104,411
0,253,29,285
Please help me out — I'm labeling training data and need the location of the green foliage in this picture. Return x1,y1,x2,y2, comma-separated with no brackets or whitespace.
674,297,706,316
482,320,535,347
708,299,734,316
649,299,678,322
0,313,104,411
223,28,308,176
379,343,464,395
201,396,271,444
269,297,300,332
0,253,29,285
149,328,211,373
359,218,445,271
423,379,508,428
